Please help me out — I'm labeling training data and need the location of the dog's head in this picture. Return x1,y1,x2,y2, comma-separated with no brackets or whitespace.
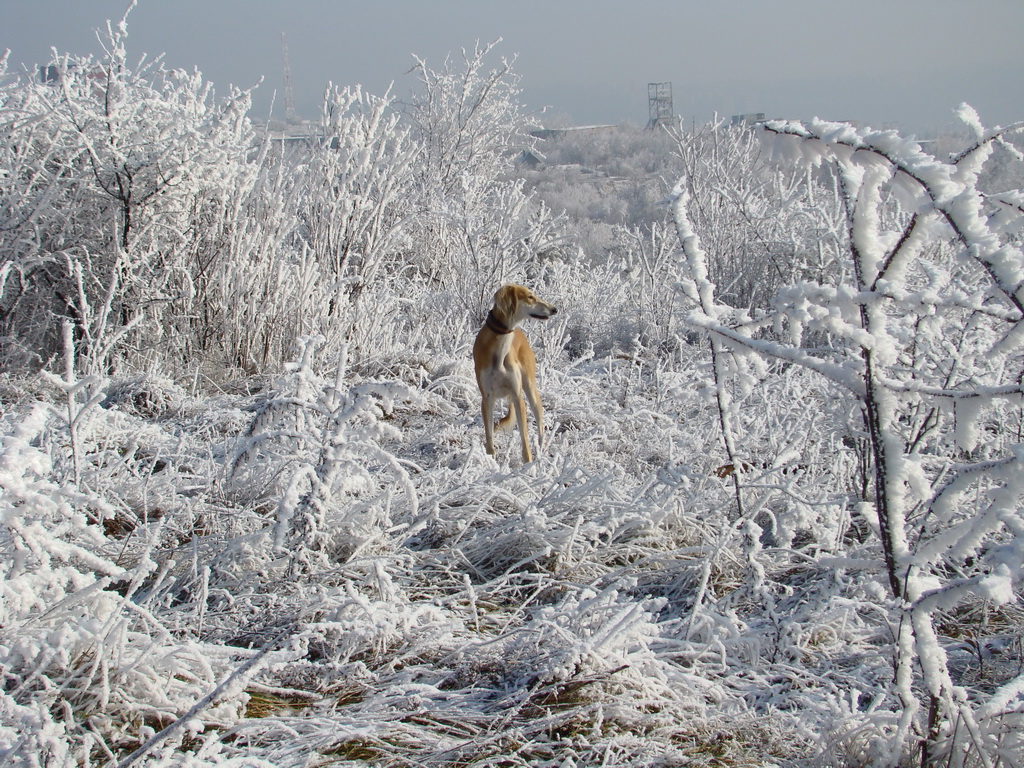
493,284,557,326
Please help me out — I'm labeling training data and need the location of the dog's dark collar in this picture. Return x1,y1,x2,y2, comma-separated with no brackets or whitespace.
485,310,513,335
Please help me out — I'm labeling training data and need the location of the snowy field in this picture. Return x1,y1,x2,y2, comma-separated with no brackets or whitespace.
2,20,1024,768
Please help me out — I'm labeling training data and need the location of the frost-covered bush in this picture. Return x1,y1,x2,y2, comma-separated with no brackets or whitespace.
229,338,419,575
669,120,849,312
404,41,566,318
0,16,257,376
671,107,1024,765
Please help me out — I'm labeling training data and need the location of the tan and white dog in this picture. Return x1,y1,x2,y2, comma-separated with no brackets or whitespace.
473,284,557,462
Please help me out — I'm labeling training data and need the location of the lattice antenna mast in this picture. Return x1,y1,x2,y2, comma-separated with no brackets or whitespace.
647,82,673,130
280,32,297,123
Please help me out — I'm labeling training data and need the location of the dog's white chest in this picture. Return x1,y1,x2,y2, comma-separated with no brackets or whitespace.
480,336,520,397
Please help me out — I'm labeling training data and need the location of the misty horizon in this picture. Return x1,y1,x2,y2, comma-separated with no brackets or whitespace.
5,0,1024,137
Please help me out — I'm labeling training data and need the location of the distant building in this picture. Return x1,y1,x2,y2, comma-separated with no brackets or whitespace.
38,63,107,87
730,113,766,126
530,125,620,141
517,149,545,169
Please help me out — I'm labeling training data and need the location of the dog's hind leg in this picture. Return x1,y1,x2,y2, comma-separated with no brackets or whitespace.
496,405,516,433
524,380,544,453
513,393,532,463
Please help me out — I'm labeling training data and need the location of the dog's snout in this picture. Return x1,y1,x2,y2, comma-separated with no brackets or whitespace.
531,303,556,320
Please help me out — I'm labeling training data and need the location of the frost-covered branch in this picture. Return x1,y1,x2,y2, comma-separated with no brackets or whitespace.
669,177,746,519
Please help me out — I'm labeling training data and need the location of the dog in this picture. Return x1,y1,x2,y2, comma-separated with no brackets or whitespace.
473,284,557,462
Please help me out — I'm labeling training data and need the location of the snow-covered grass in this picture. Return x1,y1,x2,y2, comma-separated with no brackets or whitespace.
2,312,1020,766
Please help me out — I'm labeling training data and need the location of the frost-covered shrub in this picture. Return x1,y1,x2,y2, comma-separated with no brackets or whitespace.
229,338,419,575
101,373,186,419
0,17,257,375
404,41,567,318
0,403,121,628
0,407,174,763
669,121,847,312
671,108,1024,765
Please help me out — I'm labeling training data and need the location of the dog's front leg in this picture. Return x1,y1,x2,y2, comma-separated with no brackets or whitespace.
481,393,496,456
513,394,532,463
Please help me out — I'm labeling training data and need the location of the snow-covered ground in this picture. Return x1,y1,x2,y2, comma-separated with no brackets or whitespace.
2,309,1021,766
0,347,878,766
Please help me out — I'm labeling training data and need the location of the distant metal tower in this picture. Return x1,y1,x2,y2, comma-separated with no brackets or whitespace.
647,82,673,130
280,32,298,123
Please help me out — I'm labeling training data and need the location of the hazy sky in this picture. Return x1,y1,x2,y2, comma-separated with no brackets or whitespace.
5,1,1024,135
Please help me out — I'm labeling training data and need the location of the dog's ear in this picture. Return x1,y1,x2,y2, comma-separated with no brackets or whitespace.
494,285,516,321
